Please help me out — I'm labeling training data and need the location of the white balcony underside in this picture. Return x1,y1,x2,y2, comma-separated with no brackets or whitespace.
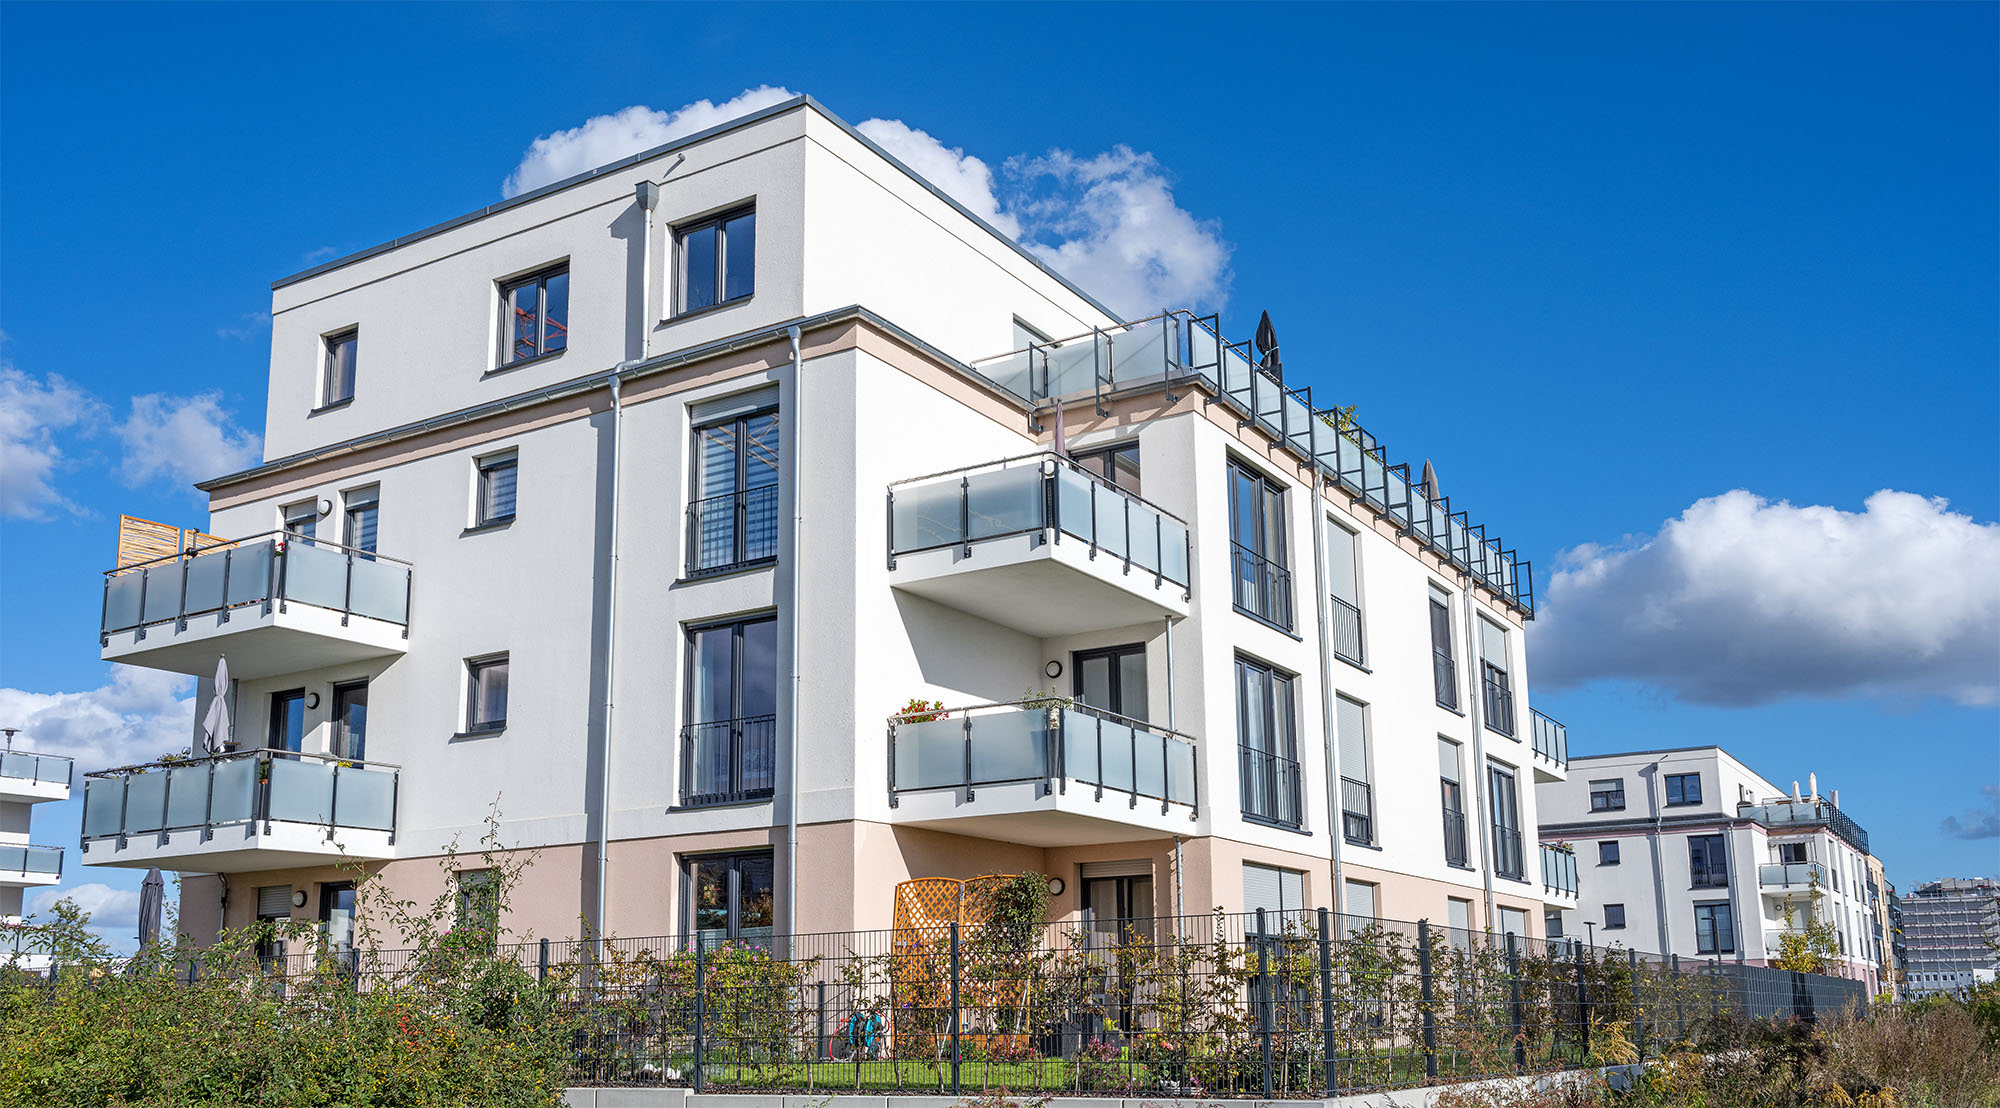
102,604,407,679
0,779,68,805
80,821,395,872
0,870,61,889
890,779,1197,847
890,532,1189,637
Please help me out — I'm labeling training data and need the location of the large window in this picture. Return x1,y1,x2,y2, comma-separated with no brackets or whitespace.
321,328,357,408
676,207,755,315
1689,834,1730,888
1335,695,1374,846
688,400,781,576
1694,902,1735,955
331,680,368,761
268,689,306,753
1429,588,1457,710
1665,772,1703,806
465,654,509,733
282,501,318,541
686,850,773,948
1235,656,1300,829
1778,842,1807,865
497,265,569,367
1243,862,1308,934
475,453,517,528
1488,763,1525,880
1590,778,1626,812
1227,461,1291,630
1073,643,1147,721
682,615,777,806
1071,442,1140,496
1478,618,1515,736
1439,738,1468,867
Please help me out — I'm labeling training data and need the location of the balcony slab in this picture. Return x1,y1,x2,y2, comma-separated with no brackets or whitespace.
102,603,406,679
891,532,1188,637
80,821,394,872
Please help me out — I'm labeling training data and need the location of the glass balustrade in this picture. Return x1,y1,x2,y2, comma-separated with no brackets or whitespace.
0,845,62,877
1541,843,1579,897
101,534,412,637
79,752,399,845
1760,862,1829,888
1530,709,1569,770
889,701,1197,813
0,749,72,787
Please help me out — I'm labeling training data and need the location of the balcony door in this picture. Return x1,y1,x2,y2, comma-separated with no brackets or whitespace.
689,400,780,575
332,681,368,761
683,615,777,806
1073,644,1146,722
268,689,306,753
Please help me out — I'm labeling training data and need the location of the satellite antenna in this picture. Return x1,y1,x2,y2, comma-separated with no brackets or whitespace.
1254,310,1282,381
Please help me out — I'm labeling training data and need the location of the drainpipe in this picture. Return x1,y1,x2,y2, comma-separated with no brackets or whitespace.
634,181,659,361
593,374,626,954
1642,760,1670,953
784,324,803,939
1460,583,1497,932
1166,615,1183,925
1309,472,1347,908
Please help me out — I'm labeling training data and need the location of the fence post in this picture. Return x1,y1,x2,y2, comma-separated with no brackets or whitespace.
817,981,828,1062
949,920,962,1098
1710,957,1722,1028
1317,906,1338,1096
1575,943,1591,1060
1256,908,1274,1100
1417,919,1439,1080
538,937,549,984
1672,954,1686,1045
1629,949,1645,1060
693,940,707,1093
1506,933,1526,1071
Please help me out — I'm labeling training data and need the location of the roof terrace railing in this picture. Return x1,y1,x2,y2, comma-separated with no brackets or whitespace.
968,311,1534,616
101,532,412,641
1739,798,1871,856
0,750,72,789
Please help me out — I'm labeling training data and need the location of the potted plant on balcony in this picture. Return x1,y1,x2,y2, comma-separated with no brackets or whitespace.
899,698,948,723
1019,685,1074,728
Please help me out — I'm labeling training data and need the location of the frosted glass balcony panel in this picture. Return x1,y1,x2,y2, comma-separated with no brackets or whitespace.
334,766,398,831
166,763,211,828
182,549,229,614
1161,518,1190,586
23,846,61,875
891,479,965,551
284,543,348,611
141,566,181,625
1099,720,1136,794
1167,741,1197,806
268,757,334,824
348,558,409,623
1108,322,1170,384
1135,730,1168,798
895,718,964,791
1044,338,1102,396
1055,466,1095,543
969,710,1046,783
965,466,1044,540
1129,510,1161,574
209,757,259,823
103,572,144,632
82,778,124,837
225,543,274,607
1062,713,1101,784
124,771,168,834
1092,484,1128,558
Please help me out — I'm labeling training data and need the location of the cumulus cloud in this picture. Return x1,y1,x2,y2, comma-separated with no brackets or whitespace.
30,883,142,931
117,391,263,489
0,666,196,772
1531,490,2000,707
501,90,1231,318
0,366,106,520
502,86,798,198
1941,784,2000,840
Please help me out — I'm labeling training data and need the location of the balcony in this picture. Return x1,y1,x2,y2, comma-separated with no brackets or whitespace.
1529,709,1569,781
101,533,411,680
0,844,63,887
79,751,398,871
685,486,778,578
1540,843,1579,907
888,700,1197,846
0,750,72,804
887,453,1190,636
1760,861,1829,891
1739,798,1871,856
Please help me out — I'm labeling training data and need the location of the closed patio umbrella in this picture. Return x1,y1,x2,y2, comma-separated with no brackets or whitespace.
201,655,230,754
136,868,164,948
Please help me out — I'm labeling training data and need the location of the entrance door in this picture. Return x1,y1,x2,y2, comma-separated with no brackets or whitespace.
1083,870,1154,1038
332,681,368,761
268,690,306,753
1073,644,1147,722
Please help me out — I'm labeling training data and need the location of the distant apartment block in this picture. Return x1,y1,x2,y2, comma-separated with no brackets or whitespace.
1899,877,2000,999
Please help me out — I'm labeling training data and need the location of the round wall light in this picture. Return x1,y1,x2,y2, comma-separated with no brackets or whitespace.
291,890,308,908
1045,661,1063,680
1046,876,1066,897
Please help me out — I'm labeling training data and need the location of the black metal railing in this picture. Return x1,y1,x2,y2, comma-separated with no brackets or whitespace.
1340,776,1374,845
1530,708,1568,770
1239,744,1303,828
685,486,779,577
100,532,412,641
1434,650,1458,710
1482,665,1516,737
79,750,400,849
1442,806,1469,867
1231,542,1293,630
1328,595,1364,667
1739,799,1872,856
679,716,777,807
1492,825,1526,881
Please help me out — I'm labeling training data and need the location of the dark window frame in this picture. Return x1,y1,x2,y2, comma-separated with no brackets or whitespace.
343,485,379,556
1694,901,1735,955
496,264,569,368
465,654,509,733
674,205,756,317
1589,778,1626,812
268,688,306,753
475,453,518,528
686,404,781,577
1488,763,1525,880
1599,840,1621,866
1072,642,1148,722
331,679,368,762
1235,655,1302,830
682,848,775,948
1429,594,1458,710
1665,772,1703,806
1069,442,1141,497
680,613,778,807
1604,903,1627,930
1689,833,1730,888
1226,459,1293,631
321,328,358,408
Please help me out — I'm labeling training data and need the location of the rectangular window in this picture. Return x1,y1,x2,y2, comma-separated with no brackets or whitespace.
1605,903,1627,930
1779,842,1807,865
465,655,509,733
676,207,755,315
1072,643,1147,722
1336,696,1373,845
343,486,379,554
1499,906,1529,939
1448,897,1474,950
455,870,499,943
1227,461,1292,630
255,884,291,969
1665,772,1702,806
1599,840,1621,866
1590,778,1626,812
682,615,778,806
1326,522,1364,667
1439,739,1468,867
476,453,518,527
688,400,781,576
282,501,318,542
1070,442,1141,496
1694,902,1734,955
497,264,569,367
321,329,357,407
1235,656,1300,828
1243,862,1308,934
1479,618,1515,736
686,850,774,949
1489,763,1525,880
268,689,306,753
331,680,368,761
1689,834,1730,888
1343,880,1379,936
1429,588,1458,709
319,881,357,956
1545,910,1565,939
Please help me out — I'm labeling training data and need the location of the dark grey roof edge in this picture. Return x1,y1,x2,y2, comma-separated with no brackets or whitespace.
1566,745,1729,763
268,94,1128,325
195,304,1025,493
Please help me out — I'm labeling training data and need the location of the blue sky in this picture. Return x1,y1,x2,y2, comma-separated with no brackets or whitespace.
2,2,1995,946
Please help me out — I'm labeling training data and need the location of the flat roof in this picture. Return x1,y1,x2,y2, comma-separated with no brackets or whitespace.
269,94,1126,325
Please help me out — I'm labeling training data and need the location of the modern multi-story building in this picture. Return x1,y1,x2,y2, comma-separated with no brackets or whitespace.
1900,877,2000,999
1,734,71,962
1538,746,1889,993
79,94,1572,952
1865,855,1898,998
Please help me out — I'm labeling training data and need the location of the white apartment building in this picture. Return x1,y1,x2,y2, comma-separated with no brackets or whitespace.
1,739,71,959
80,95,1572,951
1539,746,1888,992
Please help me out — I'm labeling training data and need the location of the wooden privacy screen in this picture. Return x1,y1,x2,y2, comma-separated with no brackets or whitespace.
114,514,227,571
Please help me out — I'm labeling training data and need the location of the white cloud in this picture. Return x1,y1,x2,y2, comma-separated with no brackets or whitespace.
503,86,798,198
855,119,1020,238
1941,784,2000,840
1531,490,2000,707
30,883,142,932
0,366,106,520
216,311,272,342
116,391,263,489
0,666,196,772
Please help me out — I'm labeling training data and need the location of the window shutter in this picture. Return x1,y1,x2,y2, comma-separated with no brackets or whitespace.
1343,880,1377,920
257,885,293,918
1336,697,1368,784
1279,869,1305,916
1242,863,1283,919
1438,738,1461,783
1498,907,1528,938
1081,859,1153,879
1448,897,1471,934
691,385,779,426
1326,524,1358,605
1479,618,1508,670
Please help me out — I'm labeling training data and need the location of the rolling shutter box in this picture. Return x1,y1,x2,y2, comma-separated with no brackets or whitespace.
691,385,779,426
1479,617,1508,668
1080,859,1153,880
256,885,293,919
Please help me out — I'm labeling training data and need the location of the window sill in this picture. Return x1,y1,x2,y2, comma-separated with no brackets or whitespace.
1487,727,1520,741
1241,813,1310,836
1335,655,1371,674
1231,606,1303,641
462,518,515,537
669,794,774,813
664,294,753,326
1436,702,1465,717
1446,862,1476,872
1495,873,1532,886
677,557,777,585
1345,839,1382,851
451,727,506,741
309,398,354,417
486,349,565,377
1664,802,1703,808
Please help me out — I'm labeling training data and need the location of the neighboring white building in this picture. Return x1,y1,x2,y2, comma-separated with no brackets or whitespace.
80,95,1570,950
1,738,71,967
1538,746,1889,992
1900,877,2000,999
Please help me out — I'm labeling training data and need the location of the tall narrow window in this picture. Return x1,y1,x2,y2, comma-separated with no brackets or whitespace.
455,870,499,946
1479,618,1515,736
497,265,569,367
686,850,774,948
1335,695,1374,846
1343,880,1379,935
1227,461,1291,630
1448,897,1474,950
1689,834,1730,888
682,615,778,806
688,397,781,576
676,207,756,315
331,680,368,761
476,453,518,527
1488,763,1524,880
1326,522,1364,667
1694,902,1735,954
1439,738,1468,867
465,655,509,733
1235,656,1300,828
319,882,357,957
1429,587,1457,709
268,689,306,753
343,487,379,555
321,329,357,407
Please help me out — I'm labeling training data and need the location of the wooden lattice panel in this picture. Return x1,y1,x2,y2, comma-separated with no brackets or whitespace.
890,875,1028,1057
114,515,230,571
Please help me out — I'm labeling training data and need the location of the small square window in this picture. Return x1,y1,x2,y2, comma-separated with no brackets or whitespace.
282,500,319,541
1665,772,1702,806
1590,779,1626,812
476,454,517,527
676,207,755,315
1605,903,1626,930
322,329,357,407
1599,841,1620,866
497,265,569,367
466,655,509,732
